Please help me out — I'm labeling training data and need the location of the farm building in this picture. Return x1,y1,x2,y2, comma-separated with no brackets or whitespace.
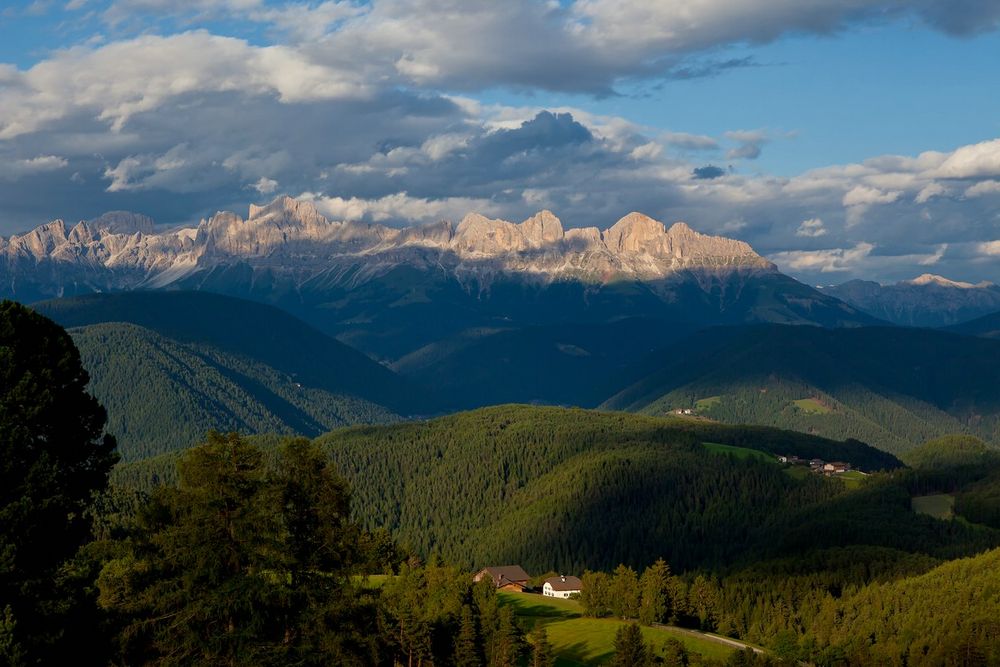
543,575,583,599
473,565,531,592
823,461,851,474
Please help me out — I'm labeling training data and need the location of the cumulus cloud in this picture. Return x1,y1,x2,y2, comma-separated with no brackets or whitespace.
965,180,1000,197
300,191,502,223
0,1,1000,286
770,242,876,273
915,182,947,203
796,218,827,237
979,240,1000,256
252,176,278,194
0,155,69,179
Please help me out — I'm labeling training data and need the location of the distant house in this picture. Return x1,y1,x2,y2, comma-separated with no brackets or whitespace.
823,461,851,474
809,458,825,469
778,455,804,465
543,575,583,599
473,565,531,592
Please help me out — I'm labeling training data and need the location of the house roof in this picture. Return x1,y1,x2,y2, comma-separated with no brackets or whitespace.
479,565,530,585
544,575,583,591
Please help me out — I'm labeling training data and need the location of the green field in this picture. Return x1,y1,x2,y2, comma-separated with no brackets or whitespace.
792,398,832,414
911,494,955,520
695,395,722,411
498,591,734,665
702,442,777,464
838,470,867,490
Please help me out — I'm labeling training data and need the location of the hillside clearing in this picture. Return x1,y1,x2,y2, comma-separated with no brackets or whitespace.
696,395,722,411
702,442,777,464
793,398,832,414
498,591,735,664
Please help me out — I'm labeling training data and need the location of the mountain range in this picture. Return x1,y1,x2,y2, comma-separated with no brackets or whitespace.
3,195,875,360
823,273,1000,327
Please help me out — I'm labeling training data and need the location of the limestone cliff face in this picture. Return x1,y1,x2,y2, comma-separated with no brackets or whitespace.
0,195,776,299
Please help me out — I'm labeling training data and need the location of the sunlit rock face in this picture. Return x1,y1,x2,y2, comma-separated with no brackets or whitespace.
0,195,776,298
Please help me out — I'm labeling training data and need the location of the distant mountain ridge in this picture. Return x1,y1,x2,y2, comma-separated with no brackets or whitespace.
603,324,1000,454
824,274,1000,327
1,196,773,295
3,195,876,360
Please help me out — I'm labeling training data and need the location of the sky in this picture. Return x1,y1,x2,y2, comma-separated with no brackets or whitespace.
0,0,999,284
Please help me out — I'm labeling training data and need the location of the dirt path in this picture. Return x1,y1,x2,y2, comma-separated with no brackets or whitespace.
652,624,765,654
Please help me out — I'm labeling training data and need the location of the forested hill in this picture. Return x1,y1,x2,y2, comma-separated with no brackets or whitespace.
33,291,419,414
946,308,1000,338
603,324,1000,454
110,405,989,576
71,322,399,460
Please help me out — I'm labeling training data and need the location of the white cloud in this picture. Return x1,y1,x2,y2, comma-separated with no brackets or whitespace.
933,138,1000,179
915,182,947,203
795,217,827,237
299,191,502,224
0,155,69,180
842,185,900,207
965,180,1000,197
252,177,278,194
769,242,875,273
0,32,371,140
629,141,662,161
979,241,1000,256
918,243,948,266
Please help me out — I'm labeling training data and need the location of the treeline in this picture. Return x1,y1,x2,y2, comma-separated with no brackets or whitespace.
108,407,1000,577
578,547,1000,665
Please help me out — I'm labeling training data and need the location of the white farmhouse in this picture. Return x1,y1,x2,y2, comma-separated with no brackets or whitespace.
543,575,582,599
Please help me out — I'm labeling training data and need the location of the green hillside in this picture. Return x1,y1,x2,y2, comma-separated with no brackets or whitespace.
810,546,1000,663
603,324,1000,454
33,290,418,414
112,406,1000,577
71,323,398,460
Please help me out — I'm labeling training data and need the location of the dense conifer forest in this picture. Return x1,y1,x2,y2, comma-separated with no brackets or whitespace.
6,301,1000,665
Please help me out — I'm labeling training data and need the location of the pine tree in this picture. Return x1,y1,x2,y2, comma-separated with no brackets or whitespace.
611,565,641,620
662,638,689,667
611,623,649,667
98,433,371,665
531,626,555,667
639,559,671,625
489,606,523,667
454,605,482,666
0,301,118,665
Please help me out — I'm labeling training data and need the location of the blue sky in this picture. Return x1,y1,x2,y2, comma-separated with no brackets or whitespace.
1,0,999,283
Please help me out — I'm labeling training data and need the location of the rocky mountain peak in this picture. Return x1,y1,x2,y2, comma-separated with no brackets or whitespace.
906,273,994,289
246,195,326,228
452,213,523,254
520,210,565,247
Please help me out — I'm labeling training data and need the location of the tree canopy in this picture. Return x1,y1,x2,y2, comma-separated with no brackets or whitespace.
0,300,118,664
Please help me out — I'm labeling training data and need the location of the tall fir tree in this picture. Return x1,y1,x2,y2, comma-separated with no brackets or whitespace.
531,626,555,667
611,623,649,667
611,565,641,620
0,301,117,665
454,605,482,667
638,559,671,625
